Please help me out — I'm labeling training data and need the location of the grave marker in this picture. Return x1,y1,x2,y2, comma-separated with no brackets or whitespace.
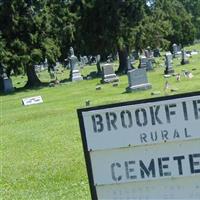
69,47,83,82
181,50,189,65
139,56,153,71
101,64,119,83
164,52,174,74
126,68,152,92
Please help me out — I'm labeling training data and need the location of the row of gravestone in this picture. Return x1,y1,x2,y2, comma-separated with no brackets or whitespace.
164,50,190,74
0,46,193,93
67,46,162,92
67,48,151,93
101,64,151,92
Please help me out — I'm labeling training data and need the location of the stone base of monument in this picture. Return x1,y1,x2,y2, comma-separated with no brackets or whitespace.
101,74,119,83
173,51,182,58
126,83,152,92
70,70,83,82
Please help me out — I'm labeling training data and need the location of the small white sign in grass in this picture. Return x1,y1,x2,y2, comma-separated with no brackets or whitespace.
22,96,43,106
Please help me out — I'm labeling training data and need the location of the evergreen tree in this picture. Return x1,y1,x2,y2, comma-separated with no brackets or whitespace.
46,0,77,61
74,0,148,73
178,0,200,39
0,0,75,87
134,3,173,50
153,0,195,46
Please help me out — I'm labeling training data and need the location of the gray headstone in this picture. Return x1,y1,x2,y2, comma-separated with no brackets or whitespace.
126,68,152,92
96,54,101,74
101,64,119,83
177,44,182,52
139,56,148,68
173,43,178,55
173,43,182,58
69,47,83,82
69,47,79,70
145,49,153,59
83,56,89,64
181,50,189,65
139,57,153,71
146,59,153,71
1,78,14,93
164,52,174,74
127,56,134,71
153,48,161,57
129,55,135,64
132,51,139,60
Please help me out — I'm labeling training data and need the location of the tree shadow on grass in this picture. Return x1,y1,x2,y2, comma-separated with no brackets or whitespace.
59,77,71,83
0,82,51,96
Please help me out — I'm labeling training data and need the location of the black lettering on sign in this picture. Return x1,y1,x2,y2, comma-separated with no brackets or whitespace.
158,157,171,177
149,106,163,125
120,110,133,128
165,104,177,123
189,153,200,174
111,162,122,182
184,128,191,138
161,130,169,141
140,159,156,178
173,129,180,139
173,156,185,175
106,112,117,131
182,102,188,121
125,161,137,180
150,131,158,142
193,100,200,119
140,133,147,143
135,108,148,127
92,114,104,133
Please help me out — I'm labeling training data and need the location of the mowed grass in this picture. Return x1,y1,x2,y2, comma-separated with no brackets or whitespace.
1,44,200,200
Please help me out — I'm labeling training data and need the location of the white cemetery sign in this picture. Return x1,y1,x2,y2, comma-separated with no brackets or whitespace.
77,91,200,200
22,96,43,106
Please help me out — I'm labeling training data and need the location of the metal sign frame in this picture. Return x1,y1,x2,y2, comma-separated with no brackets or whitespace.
77,91,200,200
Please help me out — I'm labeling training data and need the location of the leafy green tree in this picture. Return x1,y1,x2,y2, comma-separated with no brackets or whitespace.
0,0,75,87
47,0,77,61
0,0,46,86
74,0,187,73
153,0,195,46
73,0,149,73
0,32,7,64
134,4,173,50
178,0,200,39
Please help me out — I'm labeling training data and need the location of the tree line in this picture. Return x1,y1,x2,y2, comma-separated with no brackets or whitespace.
0,0,199,87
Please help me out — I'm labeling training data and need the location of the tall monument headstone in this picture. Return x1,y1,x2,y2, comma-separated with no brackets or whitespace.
181,50,189,65
69,47,83,82
164,52,174,74
96,54,101,75
172,43,178,57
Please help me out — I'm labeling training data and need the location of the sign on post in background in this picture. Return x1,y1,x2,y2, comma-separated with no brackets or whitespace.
77,91,200,200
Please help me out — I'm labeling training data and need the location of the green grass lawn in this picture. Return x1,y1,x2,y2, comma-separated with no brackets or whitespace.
1,45,200,200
